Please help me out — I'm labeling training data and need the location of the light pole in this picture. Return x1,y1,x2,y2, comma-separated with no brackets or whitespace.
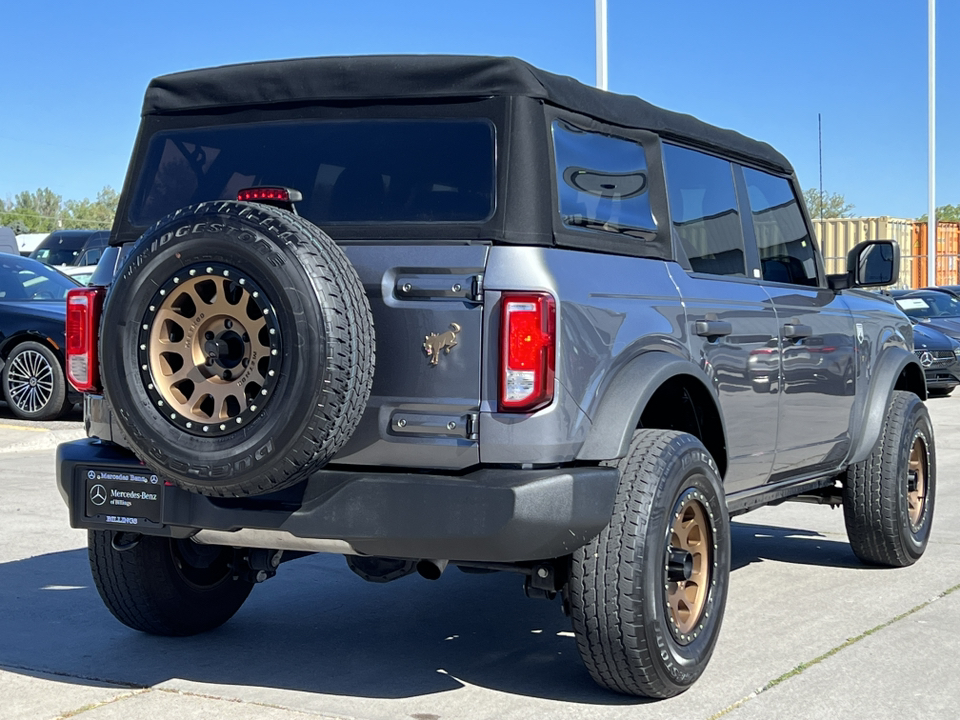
928,0,936,286
596,0,608,90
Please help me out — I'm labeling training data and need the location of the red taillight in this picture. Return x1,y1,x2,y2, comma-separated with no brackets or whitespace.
499,293,556,412
66,287,104,392
237,186,303,208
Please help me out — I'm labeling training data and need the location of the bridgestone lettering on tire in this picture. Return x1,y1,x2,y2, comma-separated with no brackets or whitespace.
100,201,375,497
843,390,935,567
568,430,730,698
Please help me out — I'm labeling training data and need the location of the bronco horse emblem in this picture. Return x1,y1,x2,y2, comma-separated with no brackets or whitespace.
424,323,461,366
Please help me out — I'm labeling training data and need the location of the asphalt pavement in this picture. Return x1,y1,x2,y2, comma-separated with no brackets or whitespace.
1,395,959,720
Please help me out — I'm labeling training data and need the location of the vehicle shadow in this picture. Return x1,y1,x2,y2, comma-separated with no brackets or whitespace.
0,548,640,705
1,523,871,705
730,521,865,570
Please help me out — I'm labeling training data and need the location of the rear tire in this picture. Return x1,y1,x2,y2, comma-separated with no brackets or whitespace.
842,391,935,567
88,530,255,636
568,430,730,698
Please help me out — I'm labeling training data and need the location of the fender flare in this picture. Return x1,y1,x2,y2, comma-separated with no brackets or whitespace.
575,351,727,465
847,346,926,465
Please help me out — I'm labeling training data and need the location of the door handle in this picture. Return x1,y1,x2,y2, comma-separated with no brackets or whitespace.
695,320,733,338
783,323,812,339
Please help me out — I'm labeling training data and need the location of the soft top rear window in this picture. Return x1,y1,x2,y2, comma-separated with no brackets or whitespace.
130,119,496,228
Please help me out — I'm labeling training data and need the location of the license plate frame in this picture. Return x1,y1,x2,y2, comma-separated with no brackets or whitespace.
83,467,163,526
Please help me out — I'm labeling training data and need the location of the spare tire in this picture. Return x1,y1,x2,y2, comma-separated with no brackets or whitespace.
101,201,374,497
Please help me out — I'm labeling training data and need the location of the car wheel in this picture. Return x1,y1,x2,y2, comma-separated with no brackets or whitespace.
88,530,255,636
1,341,69,420
568,430,730,698
99,201,375,497
842,391,935,567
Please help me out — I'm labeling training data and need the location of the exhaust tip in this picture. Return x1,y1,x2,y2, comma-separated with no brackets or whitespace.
416,559,448,580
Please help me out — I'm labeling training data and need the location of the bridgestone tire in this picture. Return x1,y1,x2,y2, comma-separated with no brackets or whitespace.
842,391,935,567
2,341,70,421
568,430,730,698
88,530,254,636
100,201,374,497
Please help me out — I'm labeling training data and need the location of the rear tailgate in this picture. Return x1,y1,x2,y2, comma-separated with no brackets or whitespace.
331,244,488,469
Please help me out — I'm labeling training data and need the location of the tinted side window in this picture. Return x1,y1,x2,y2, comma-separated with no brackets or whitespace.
662,144,745,276
742,168,818,286
552,120,655,237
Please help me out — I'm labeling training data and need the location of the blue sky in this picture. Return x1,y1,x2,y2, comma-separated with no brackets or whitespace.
1,0,956,219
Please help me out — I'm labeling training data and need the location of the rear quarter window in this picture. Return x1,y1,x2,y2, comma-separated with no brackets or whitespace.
552,120,655,238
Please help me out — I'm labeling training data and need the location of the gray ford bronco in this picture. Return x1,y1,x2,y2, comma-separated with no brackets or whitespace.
56,55,934,698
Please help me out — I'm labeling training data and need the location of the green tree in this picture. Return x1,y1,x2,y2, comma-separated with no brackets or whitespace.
803,188,855,219
0,187,64,232
918,204,960,223
63,186,119,230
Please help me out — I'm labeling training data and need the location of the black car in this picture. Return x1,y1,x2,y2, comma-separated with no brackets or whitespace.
895,290,960,340
29,229,99,267
911,321,960,395
0,253,81,419
74,230,110,267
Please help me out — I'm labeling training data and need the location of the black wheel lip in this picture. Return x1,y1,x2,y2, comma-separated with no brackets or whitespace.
136,261,283,438
663,485,719,647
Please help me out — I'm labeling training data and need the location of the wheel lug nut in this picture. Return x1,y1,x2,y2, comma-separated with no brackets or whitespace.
225,319,233,329
242,333,249,342
242,358,249,368
224,371,232,380
205,331,214,340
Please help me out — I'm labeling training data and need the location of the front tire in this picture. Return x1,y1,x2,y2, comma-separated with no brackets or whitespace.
88,530,255,636
842,391,935,567
1,341,69,420
568,430,730,698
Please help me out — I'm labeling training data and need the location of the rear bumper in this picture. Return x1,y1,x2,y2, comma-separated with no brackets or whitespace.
57,439,619,563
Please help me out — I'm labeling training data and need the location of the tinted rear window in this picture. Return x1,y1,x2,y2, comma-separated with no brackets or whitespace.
130,119,496,228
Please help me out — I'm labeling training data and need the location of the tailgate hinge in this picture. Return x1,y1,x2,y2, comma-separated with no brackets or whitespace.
471,274,484,303
466,411,480,441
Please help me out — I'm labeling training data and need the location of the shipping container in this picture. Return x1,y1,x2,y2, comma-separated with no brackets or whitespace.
912,222,960,288
813,217,914,287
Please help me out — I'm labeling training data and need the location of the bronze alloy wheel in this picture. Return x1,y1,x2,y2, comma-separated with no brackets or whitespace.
138,263,282,437
665,489,714,644
907,434,928,531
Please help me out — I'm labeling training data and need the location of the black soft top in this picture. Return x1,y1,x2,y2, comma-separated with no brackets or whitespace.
144,55,792,173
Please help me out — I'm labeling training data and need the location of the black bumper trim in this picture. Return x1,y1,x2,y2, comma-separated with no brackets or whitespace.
57,439,619,563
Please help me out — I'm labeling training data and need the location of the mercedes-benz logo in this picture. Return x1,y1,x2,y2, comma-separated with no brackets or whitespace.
919,351,934,368
89,484,107,506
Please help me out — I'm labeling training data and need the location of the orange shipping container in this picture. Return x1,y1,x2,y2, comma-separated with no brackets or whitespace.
912,222,960,288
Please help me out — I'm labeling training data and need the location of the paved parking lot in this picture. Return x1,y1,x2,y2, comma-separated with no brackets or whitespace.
1,395,958,720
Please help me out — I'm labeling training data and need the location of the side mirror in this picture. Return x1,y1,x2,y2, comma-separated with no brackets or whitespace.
827,239,900,290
